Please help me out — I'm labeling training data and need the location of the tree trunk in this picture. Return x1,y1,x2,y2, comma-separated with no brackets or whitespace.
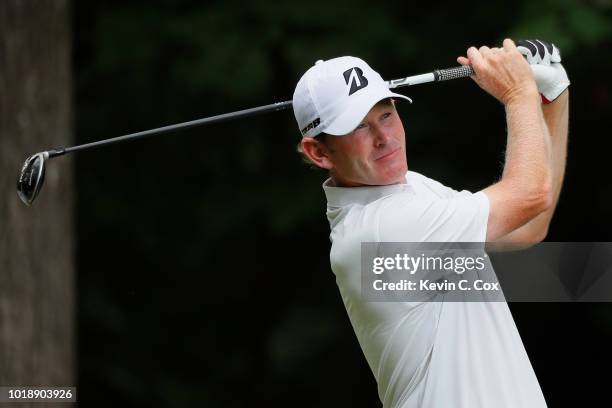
0,0,74,401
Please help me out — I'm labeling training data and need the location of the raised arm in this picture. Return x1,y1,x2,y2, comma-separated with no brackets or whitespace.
483,40,570,250
458,39,554,242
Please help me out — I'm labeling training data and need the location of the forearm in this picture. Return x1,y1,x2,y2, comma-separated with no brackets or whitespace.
483,91,553,241
489,89,553,211
491,90,568,246
541,90,569,209
502,92,552,192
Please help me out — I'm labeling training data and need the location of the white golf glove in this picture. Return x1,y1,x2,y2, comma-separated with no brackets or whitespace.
516,39,570,103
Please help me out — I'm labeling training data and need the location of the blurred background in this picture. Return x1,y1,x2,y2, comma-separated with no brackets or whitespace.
1,0,612,406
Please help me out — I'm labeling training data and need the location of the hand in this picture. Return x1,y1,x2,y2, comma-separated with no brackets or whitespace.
516,39,570,103
457,38,539,106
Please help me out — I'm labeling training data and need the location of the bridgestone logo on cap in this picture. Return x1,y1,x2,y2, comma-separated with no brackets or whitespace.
301,117,321,135
343,67,369,95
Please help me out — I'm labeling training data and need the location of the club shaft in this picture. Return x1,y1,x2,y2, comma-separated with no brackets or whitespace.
46,65,473,158
48,101,293,157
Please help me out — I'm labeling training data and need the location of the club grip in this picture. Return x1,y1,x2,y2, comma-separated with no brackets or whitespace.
433,65,474,81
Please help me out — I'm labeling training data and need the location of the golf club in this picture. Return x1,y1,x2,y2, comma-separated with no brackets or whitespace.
17,64,474,206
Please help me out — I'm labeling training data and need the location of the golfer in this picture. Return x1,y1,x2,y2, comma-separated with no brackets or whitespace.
292,38,569,407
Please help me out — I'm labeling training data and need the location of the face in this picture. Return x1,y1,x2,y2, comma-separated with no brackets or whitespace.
313,99,407,186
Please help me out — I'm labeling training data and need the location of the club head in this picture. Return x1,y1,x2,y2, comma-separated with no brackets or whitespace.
17,152,48,206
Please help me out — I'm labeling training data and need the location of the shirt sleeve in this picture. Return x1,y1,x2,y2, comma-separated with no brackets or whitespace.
376,191,490,242
407,171,474,199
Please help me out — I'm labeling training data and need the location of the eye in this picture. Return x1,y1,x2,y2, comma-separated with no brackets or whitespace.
382,112,392,120
355,122,367,130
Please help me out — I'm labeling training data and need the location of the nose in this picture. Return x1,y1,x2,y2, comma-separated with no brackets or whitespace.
372,124,392,148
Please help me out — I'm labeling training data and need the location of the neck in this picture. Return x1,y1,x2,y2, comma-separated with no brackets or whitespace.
329,174,407,188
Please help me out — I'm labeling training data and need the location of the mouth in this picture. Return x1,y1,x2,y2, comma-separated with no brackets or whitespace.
375,147,400,161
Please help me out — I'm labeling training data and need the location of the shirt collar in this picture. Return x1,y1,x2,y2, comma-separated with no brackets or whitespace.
323,173,409,207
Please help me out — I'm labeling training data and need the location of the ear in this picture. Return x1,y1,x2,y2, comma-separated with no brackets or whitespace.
300,137,334,170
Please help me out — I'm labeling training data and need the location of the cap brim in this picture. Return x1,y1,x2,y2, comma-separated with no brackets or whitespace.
324,89,412,136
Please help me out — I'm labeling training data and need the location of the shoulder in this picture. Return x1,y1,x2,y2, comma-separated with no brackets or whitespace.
406,170,462,199
376,189,490,242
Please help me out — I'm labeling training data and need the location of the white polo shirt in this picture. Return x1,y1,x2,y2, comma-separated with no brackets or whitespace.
324,170,547,408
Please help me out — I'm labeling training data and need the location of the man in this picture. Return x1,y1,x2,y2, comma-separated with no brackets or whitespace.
292,39,569,407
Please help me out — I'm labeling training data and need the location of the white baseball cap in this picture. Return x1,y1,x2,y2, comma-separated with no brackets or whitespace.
292,56,412,137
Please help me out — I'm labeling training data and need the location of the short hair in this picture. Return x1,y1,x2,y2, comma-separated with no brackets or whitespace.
296,133,328,169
